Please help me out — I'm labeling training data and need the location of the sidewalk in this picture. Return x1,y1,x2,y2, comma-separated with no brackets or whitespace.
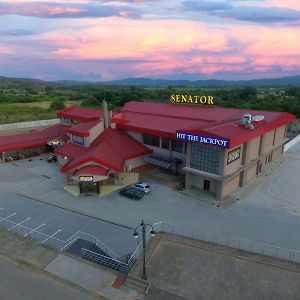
45,254,142,300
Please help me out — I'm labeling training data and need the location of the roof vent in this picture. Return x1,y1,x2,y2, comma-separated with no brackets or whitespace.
242,113,252,125
252,115,264,122
245,123,254,131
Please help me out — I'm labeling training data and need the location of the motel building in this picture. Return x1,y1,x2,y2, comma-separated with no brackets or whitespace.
0,101,295,200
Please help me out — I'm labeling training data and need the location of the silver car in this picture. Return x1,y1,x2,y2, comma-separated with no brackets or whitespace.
132,182,151,194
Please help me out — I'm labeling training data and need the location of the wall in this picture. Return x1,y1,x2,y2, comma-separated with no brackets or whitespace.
245,136,261,162
0,119,60,131
126,131,143,143
221,174,240,199
273,146,283,160
260,130,275,155
223,146,243,175
86,121,104,146
274,125,286,145
125,156,147,170
243,163,257,185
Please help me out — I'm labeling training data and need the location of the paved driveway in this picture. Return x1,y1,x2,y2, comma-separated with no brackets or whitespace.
1,144,300,255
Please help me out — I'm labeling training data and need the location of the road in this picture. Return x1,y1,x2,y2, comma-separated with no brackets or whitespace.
0,255,100,300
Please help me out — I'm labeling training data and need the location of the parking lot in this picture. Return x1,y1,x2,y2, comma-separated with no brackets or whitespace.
1,145,300,256
0,155,137,257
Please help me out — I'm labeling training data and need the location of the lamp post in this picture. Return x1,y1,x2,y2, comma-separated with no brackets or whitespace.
133,220,155,280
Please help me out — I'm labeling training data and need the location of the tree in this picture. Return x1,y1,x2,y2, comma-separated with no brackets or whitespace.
50,99,65,110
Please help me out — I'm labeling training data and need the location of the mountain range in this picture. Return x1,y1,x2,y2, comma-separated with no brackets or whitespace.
1,75,300,88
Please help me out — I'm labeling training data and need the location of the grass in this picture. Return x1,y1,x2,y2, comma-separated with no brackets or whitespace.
0,101,81,124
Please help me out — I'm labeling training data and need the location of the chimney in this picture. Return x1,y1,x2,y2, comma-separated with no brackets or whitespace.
103,100,109,128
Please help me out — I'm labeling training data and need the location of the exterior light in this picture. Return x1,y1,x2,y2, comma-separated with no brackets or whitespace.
64,156,67,159
133,220,156,280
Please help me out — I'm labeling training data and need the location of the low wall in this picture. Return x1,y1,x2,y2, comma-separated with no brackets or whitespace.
0,119,60,131
284,134,300,152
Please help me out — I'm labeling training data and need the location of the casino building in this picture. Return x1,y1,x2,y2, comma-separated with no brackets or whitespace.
0,101,295,200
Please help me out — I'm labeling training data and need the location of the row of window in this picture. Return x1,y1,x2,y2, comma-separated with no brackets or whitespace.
143,134,185,153
191,144,221,175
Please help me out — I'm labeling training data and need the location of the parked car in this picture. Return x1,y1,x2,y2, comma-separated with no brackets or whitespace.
132,182,151,194
119,187,144,200
47,154,57,162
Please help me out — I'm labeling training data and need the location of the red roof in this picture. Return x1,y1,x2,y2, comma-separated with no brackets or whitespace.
0,124,66,152
57,107,102,123
60,128,152,173
72,165,109,177
67,120,99,137
55,142,86,159
113,101,295,148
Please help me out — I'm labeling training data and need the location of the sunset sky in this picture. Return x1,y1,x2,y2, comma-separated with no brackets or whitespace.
0,0,300,81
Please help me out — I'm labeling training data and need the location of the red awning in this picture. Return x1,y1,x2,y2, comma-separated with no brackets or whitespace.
72,165,109,177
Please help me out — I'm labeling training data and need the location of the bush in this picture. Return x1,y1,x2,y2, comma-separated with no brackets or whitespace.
50,99,65,110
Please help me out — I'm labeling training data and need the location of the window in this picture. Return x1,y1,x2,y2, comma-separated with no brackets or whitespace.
161,138,169,149
143,134,160,147
191,144,221,174
171,140,183,153
72,134,84,146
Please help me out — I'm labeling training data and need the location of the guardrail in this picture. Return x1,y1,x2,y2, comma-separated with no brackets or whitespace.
151,222,300,264
0,209,117,259
2,208,300,274
81,248,130,274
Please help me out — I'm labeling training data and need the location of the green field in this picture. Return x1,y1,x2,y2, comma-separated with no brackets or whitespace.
0,76,299,124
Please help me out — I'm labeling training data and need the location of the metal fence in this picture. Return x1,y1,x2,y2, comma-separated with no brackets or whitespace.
151,222,300,264
0,208,118,259
2,207,300,274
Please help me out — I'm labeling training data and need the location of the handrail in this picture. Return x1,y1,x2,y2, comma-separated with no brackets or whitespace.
81,248,129,267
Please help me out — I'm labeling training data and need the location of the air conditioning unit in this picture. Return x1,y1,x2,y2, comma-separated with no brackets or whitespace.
126,164,132,172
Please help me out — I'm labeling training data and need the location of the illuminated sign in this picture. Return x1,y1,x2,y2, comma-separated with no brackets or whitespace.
176,132,229,148
79,176,94,182
72,135,84,146
170,94,214,105
227,147,241,164
47,140,60,146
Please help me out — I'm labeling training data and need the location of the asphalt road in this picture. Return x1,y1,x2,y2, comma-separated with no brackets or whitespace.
0,255,99,300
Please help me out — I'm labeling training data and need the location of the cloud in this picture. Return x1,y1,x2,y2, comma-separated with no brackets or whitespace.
214,6,300,23
2,29,36,36
182,0,300,23
182,1,232,12
0,2,141,18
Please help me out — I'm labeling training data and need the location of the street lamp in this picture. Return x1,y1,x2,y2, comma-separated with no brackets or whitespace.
133,220,155,280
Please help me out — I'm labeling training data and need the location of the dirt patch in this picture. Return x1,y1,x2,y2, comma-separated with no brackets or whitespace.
13,100,81,109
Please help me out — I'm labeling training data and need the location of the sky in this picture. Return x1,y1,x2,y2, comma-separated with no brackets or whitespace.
0,0,300,81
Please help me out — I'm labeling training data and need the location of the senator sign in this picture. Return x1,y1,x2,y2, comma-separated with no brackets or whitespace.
227,147,241,164
176,132,229,148
79,176,94,182
170,94,214,105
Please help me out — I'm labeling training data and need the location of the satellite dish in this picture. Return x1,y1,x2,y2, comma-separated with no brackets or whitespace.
252,115,264,122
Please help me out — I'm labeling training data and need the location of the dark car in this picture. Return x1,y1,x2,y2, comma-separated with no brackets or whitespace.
119,187,144,200
47,154,57,162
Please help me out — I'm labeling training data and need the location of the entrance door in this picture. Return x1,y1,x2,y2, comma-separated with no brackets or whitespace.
203,180,210,191
79,181,100,194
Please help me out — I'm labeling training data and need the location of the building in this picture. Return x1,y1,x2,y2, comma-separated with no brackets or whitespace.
0,101,295,200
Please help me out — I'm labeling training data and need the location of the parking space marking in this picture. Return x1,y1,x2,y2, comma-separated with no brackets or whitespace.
9,217,31,230
0,212,17,222
24,223,46,237
41,229,62,244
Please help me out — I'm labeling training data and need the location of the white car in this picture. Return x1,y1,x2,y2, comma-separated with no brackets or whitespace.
132,182,151,194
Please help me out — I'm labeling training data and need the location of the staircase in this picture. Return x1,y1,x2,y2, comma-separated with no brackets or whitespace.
81,244,130,274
